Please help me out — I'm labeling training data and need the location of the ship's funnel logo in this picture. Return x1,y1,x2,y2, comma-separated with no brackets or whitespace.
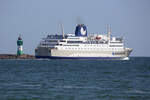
75,24,87,36
80,27,86,35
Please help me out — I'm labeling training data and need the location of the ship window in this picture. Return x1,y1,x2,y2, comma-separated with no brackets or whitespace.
67,41,83,43
48,40,58,42
60,40,66,42
109,45,123,47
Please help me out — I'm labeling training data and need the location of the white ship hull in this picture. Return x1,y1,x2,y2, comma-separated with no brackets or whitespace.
35,47,132,60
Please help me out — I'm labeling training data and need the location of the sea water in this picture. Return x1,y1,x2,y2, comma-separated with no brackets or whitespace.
0,57,150,100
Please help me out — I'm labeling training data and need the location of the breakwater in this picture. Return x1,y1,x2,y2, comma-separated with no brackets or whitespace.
0,54,35,59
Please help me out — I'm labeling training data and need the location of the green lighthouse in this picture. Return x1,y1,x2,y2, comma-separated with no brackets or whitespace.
17,35,23,55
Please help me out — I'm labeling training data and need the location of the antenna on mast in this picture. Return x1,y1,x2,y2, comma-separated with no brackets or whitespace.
107,24,111,41
61,23,65,39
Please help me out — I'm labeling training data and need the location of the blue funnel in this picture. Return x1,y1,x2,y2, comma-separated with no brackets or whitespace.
75,24,87,36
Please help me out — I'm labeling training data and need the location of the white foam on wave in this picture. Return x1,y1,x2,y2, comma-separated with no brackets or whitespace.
54,85,102,90
122,57,129,60
126,89,150,94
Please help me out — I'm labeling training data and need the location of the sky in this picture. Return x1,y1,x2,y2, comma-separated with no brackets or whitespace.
0,0,150,56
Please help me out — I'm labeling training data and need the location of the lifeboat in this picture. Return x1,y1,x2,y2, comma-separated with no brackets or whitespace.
96,36,101,40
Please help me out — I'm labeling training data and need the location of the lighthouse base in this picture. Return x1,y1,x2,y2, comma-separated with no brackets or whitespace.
17,50,23,55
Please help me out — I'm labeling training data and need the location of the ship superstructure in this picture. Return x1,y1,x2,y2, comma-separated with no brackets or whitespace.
35,24,132,60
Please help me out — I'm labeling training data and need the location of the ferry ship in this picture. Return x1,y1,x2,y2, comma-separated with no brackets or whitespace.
35,24,132,60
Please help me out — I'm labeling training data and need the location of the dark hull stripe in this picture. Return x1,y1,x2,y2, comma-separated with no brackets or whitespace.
35,56,123,60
